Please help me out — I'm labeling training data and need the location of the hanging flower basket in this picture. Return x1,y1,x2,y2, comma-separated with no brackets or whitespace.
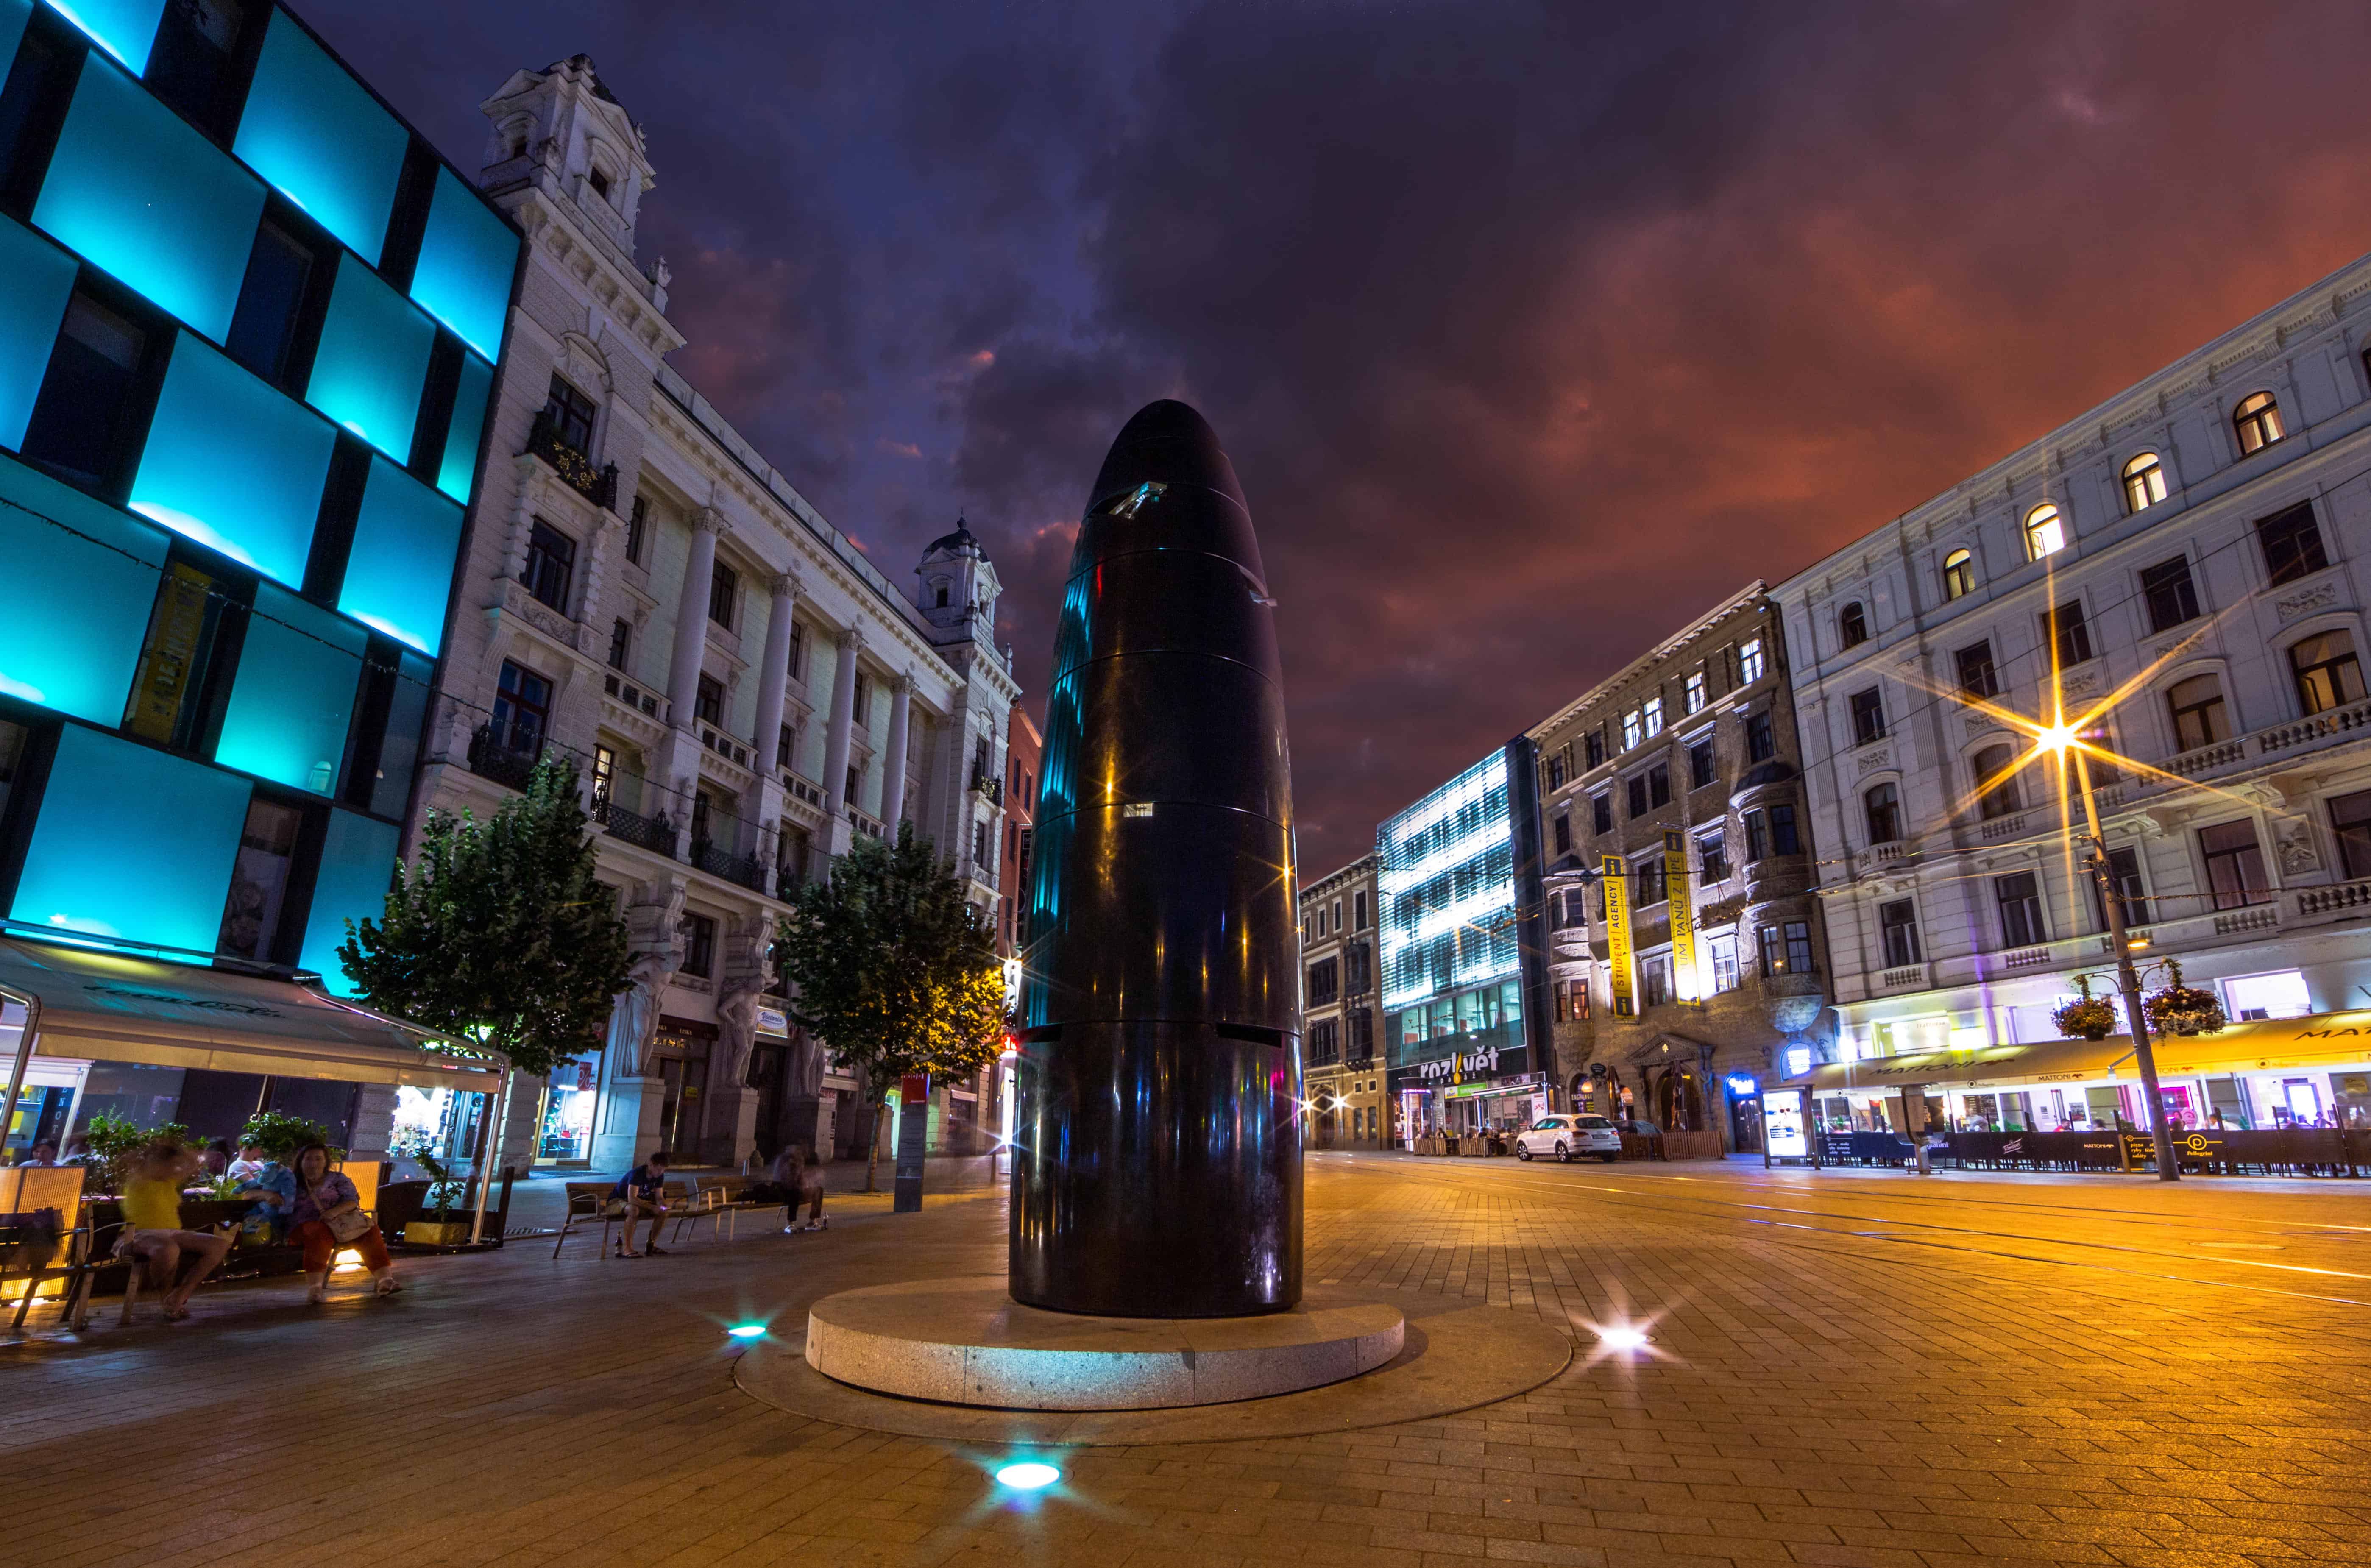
2142,959,2226,1036
2052,996,2118,1041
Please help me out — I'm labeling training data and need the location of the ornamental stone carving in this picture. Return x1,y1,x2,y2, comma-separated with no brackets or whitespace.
2274,578,2340,621
2277,823,2322,875
1856,746,1894,776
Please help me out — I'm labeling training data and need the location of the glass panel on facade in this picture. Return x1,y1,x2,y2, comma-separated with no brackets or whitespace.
42,0,164,71
215,581,367,795
304,251,433,460
11,722,249,950
0,449,166,721
408,165,517,360
436,348,492,501
1,0,30,75
32,53,264,340
339,453,462,654
298,808,400,993
231,8,408,263
0,214,75,448
129,331,334,586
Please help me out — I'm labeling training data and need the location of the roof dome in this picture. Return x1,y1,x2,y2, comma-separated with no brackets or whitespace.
924,516,984,558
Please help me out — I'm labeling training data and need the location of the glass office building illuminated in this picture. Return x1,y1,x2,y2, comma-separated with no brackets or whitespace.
0,0,517,1014
1377,741,1553,1144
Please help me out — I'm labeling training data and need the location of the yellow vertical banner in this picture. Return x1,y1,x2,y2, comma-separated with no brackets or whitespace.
1664,828,1700,1005
1601,853,1635,1017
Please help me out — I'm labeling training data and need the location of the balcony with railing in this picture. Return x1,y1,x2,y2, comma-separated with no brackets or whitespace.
691,836,769,893
466,723,540,792
594,794,677,858
523,409,619,510
970,771,1004,807
602,672,665,721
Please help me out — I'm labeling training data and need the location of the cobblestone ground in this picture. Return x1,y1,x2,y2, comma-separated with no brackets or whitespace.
6,1153,2368,1568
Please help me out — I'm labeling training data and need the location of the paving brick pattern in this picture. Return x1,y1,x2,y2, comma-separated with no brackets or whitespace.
6,1155,2367,1568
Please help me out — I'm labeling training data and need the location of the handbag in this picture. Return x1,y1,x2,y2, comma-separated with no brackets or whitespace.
309,1183,373,1243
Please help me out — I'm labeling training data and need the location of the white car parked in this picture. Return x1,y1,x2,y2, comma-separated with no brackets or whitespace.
1513,1114,1623,1163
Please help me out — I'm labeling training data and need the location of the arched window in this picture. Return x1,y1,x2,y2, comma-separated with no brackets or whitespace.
2166,674,2229,752
2023,504,2065,561
1942,549,1975,601
1864,782,1901,845
2290,629,2365,716
2121,453,2166,513
1838,601,1869,648
2234,391,2285,455
1972,744,2022,820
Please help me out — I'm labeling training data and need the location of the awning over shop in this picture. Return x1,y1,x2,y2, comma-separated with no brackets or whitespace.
1782,1010,2371,1096
0,936,504,1091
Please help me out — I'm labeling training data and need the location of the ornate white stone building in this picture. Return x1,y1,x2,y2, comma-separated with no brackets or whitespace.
1775,249,2371,1134
412,57,1018,1170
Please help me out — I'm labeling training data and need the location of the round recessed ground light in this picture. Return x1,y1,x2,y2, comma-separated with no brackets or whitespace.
727,1323,767,1339
994,1462,1061,1490
1596,1326,1649,1352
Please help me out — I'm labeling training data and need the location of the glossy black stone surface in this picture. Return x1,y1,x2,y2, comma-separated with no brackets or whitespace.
1012,399,1302,1318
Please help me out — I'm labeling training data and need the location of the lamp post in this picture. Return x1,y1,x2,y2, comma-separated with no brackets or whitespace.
2062,742,2180,1182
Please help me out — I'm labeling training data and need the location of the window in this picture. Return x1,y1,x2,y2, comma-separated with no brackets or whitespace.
788,620,807,681
224,218,320,390
21,291,155,487
2023,504,2065,560
1738,638,1765,685
2086,845,2151,929
591,744,616,807
1641,956,1670,1008
1688,737,1716,789
1348,1008,1374,1057
1745,709,1774,762
1942,549,1974,600
1973,744,2022,819
1683,672,1707,714
1584,731,1605,768
2198,821,2269,911
1878,900,1921,967
217,797,302,962
2137,556,2200,634
1552,813,1571,854
523,521,576,613
588,166,613,202
625,495,648,564
491,660,549,756
2329,790,2371,881
1769,800,1800,855
2167,674,2229,752
1864,782,1901,844
1355,891,1369,930
1838,602,1869,649
2122,453,2167,513
972,819,989,863
708,561,738,629
1636,855,1666,907
1755,924,1782,978
1698,830,1730,883
679,913,717,978
853,675,871,730
2233,390,2284,455
1346,939,1371,993
543,375,597,454
1784,921,1816,974
1544,752,1566,791
2257,503,2328,587
1555,978,1589,1022
777,724,797,770
1745,810,1769,863
1648,764,1670,808
1590,793,1612,834
1307,958,1339,1005
1708,933,1739,994
695,674,724,727
1955,641,1998,699
2291,630,2364,716
1850,688,1886,745
1627,774,1649,819
607,618,631,671
1621,710,1643,750
1994,872,2045,947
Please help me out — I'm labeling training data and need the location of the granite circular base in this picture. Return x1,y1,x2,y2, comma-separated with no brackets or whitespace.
803,1277,1403,1410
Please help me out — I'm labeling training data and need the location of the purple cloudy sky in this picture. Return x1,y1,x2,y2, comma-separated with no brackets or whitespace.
300,0,2371,875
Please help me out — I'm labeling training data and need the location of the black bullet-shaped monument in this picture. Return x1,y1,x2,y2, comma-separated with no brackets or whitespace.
1011,400,1301,1318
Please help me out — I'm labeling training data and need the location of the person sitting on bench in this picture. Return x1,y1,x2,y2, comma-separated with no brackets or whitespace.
120,1138,231,1321
614,1150,672,1257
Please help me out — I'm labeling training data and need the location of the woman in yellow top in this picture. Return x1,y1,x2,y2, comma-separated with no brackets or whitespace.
120,1139,231,1321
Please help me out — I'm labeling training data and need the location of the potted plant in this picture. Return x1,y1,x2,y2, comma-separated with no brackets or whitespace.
2144,960,2227,1037
2052,979,2119,1042
397,1136,473,1246
238,1111,340,1164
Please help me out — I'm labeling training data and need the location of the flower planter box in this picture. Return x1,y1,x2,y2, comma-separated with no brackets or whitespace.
403,1220,473,1246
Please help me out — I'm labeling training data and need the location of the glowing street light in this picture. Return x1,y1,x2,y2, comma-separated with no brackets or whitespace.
994,1461,1061,1490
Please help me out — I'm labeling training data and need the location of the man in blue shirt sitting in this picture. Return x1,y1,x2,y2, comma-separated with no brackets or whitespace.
613,1149,672,1257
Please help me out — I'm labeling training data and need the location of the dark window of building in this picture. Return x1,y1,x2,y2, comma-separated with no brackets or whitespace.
1784,921,1815,974
1839,601,1868,648
1627,774,1648,819
695,674,724,726
1865,781,1901,844
788,620,806,681
1642,956,1669,1008
1307,957,1339,1006
708,560,738,629
1744,810,1769,863
224,218,322,389
1973,743,2022,819
588,166,612,202
2233,390,2284,455
1878,900,1920,967
853,674,870,729
2167,674,2229,752
147,0,253,139
971,818,988,863
1590,792,1611,834
1552,813,1571,854
2086,845,2152,929
679,912,716,978
2330,789,2371,881
1348,1008,1374,1058
624,495,648,563
523,521,575,613
1955,641,1999,699
1995,872,2045,947
2257,503,2328,587
1745,708,1774,762
607,618,631,671
1635,855,1666,908
1544,752,1566,791
1354,890,1369,930
2141,557,2200,632
1688,737,1716,790
2291,630,2365,716
1769,800,1800,855
1850,688,1885,746
491,660,549,756
1647,763,1670,808
1698,830,1729,883
2198,820,2269,910
777,723,797,770
217,795,304,962
2043,599,2092,667
1584,730,1605,769
1345,939,1371,994
21,290,155,488
544,374,596,453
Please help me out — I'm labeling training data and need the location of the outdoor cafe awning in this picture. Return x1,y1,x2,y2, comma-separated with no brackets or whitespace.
1780,1010,2371,1096
0,937,504,1092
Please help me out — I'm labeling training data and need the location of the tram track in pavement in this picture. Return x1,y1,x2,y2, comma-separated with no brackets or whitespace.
1312,1152,2371,1311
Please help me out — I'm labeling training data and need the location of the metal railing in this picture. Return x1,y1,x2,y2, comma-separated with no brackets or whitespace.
466,724,540,792
523,410,619,510
594,796,677,858
691,838,769,893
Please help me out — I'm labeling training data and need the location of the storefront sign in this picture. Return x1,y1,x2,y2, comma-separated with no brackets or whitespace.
1663,830,1700,1005
1763,1091,1807,1157
1416,1046,1503,1083
1602,853,1635,1017
756,1006,790,1038
1725,1073,1757,1098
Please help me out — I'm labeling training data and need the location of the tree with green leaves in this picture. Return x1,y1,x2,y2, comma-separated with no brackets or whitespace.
775,823,1006,1190
339,760,632,1143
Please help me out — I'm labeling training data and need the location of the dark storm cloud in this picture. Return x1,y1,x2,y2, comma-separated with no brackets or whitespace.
301,0,2371,871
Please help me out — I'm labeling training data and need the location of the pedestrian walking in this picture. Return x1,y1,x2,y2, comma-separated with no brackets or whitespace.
770,1145,805,1234
795,1147,828,1231
287,1143,401,1303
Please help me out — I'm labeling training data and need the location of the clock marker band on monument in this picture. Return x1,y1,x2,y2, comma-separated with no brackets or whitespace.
1010,399,1303,1318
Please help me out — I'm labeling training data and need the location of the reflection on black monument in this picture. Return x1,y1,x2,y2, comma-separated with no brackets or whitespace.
1010,400,1302,1317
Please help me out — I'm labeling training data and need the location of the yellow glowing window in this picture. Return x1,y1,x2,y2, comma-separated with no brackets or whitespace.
2121,453,2166,513
2234,392,2284,455
2023,505,2065,561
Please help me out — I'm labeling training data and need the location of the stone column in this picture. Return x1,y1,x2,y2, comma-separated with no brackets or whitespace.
821,626,864,816
879,671,913,828
666,508,723,734
751,574,800,775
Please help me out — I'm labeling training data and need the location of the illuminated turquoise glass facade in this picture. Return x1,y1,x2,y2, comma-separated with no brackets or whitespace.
0,1,518,978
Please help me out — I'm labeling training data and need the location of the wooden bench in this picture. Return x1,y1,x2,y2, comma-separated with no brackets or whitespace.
686,1176,767,1242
